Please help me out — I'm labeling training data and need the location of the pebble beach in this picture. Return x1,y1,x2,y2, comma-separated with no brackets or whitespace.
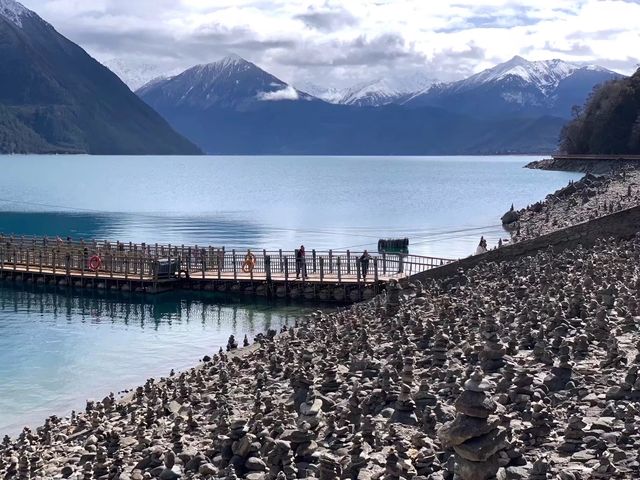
3,164,640,479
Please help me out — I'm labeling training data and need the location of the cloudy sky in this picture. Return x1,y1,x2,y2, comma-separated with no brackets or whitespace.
20,0,640,88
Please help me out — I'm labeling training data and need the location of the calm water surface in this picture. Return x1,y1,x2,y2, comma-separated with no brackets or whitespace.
0,155,581,436
0,286,317,435
0,155,581,257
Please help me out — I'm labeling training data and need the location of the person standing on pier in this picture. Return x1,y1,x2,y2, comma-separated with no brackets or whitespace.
295,245,307,279
360,250,372,280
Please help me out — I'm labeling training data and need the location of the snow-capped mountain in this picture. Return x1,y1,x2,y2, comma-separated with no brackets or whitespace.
340,73,437,106
0,0,33,27
103,58,181,91
295,82,344,103
451,56,584,95
296,72,437,107
339,79,405,107
403,56,621,118
138,55,315,110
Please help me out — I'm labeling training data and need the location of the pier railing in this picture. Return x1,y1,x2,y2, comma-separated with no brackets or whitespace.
0,234,455,284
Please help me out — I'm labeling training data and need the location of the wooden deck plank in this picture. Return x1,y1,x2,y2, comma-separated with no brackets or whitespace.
1,264,403,285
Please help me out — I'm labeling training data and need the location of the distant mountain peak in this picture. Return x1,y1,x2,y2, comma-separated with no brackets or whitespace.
219,53,245,64
196,55,253,71
0,0,31,27
138,54,314,110
457,56,586,95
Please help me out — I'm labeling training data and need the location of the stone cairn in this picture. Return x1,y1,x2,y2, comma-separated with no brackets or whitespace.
439,368,508,480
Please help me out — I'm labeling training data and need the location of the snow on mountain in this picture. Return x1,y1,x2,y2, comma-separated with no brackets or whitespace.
104,58,182,91
0,0,31,27
295,82,344,103
340,79,403,106
138,55,314,110
402,55,622,119
297,72,437,107
450,55,610,95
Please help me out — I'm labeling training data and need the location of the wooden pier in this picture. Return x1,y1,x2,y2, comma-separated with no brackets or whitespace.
0,234,455,302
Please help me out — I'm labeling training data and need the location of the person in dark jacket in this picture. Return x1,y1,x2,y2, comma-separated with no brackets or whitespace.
360,250,372,280
295,245,307,279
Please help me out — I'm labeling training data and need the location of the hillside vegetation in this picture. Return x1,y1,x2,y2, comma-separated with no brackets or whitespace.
560,68,640,155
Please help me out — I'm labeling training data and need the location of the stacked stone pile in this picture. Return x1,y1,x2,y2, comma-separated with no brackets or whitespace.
438,368,508,479
4,237,640,478
510,166,640,243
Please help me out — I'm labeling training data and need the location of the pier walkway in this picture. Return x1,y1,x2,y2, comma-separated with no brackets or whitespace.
0,234,455,302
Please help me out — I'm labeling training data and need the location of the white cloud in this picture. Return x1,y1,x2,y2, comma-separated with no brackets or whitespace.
257,85,299,101
18,0,640,88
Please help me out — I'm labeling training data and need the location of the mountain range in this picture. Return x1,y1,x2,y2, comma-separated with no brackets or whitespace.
137,55,621,155
0,0,200,154
0,0,625,155
401,56,621,118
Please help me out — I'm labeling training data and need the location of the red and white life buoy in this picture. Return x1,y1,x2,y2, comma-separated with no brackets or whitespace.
89,255,102,272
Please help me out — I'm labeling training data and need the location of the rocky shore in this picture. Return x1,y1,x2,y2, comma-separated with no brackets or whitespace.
505,166,640,243
3,233,640,478
526,158,639,174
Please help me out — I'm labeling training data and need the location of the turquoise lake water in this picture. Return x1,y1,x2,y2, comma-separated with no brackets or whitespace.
0,155,581,435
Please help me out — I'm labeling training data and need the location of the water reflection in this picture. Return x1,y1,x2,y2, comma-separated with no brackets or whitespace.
0,283,320,436
0,211,268,249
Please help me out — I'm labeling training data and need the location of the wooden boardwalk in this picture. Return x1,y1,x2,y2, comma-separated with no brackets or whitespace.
0,234,455,302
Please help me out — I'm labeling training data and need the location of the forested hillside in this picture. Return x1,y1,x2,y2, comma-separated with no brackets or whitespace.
560,68,640,154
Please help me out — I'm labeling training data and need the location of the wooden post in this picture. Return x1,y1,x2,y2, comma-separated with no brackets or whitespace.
356,259,361,285
337,256,342,283
140,257,144,281
312,249,317,273
125,255,129,279
202,254,206,280
319,257,324,283
167,250,172,279
382,252,387,275
187,247,192,278
279,249,283,272
329,250,333,273
25,251,29,273
346,250,351,275
154,255,159,282
232,250,237,280
217,251,222,280
374,257,379,284
284,256,289,287
110,254,114,279
266,255,272,282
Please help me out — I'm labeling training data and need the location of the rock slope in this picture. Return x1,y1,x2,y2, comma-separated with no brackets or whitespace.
3,234,640,478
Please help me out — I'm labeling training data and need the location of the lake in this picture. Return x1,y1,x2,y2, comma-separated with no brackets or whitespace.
0,155,580,258
0,286,319,436
0,155,581,435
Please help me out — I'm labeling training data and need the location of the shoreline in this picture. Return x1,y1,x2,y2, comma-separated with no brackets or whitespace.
506,164,640,243
3,232,640,478
526,157,640,174
3,165,640,478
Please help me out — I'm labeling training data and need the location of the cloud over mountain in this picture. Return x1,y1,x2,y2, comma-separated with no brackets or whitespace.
18,0,640,89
